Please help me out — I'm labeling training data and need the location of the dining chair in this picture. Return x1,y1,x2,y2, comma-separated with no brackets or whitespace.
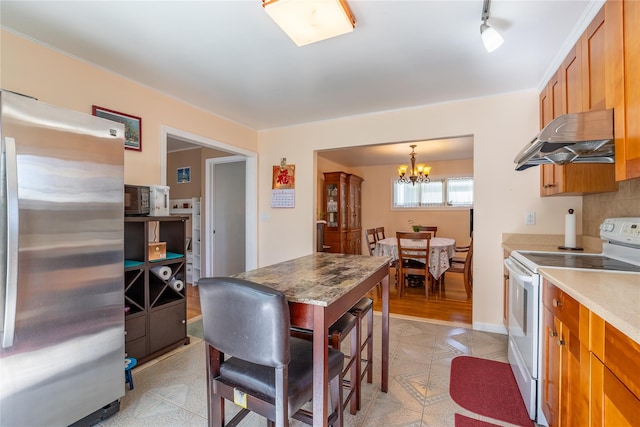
375,227,386,241
448,237,473,298
199,277,345,427
418,226,438,237
396,231,431,298
365,228,377,256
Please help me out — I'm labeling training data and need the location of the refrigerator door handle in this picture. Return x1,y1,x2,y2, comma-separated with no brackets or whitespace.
2,137,19,348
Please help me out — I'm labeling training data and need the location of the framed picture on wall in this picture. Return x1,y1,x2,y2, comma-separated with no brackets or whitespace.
92,105,142,151
177,166,191,183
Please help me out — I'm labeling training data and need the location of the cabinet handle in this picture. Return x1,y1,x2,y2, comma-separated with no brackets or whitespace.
124,330,128,336
181,320,186,324
557,339,565,346
549,331,558,338
552,298,561,308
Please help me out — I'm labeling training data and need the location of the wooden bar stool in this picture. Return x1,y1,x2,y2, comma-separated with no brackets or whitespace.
292,312,360,415
348,297,374,410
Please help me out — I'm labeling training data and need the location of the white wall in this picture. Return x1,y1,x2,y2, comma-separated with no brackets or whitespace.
258,91,582,332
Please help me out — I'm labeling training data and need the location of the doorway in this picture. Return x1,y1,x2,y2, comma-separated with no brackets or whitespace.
161,126,258,275
205,157,246,277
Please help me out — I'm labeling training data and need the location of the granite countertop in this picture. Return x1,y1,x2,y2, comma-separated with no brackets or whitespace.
233,252,392,307
538,268,640,345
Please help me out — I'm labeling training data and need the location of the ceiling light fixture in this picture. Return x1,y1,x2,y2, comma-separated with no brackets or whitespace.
397,145,431,185
480,0,503,53
262,0,355,47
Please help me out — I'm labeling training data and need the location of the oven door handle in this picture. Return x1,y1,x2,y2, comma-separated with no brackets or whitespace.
504,258,533,283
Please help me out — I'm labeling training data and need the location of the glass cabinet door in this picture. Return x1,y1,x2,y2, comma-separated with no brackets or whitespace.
326,184,338,227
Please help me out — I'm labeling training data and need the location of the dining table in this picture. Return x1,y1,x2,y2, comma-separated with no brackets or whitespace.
233,252,391,427
374,236,457,280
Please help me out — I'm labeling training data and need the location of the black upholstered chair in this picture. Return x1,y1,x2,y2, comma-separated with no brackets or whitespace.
199,277,345,427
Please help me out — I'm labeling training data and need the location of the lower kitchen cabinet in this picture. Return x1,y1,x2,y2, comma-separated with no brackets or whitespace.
542,280,590,426
542,279,640,426
590,313,640,426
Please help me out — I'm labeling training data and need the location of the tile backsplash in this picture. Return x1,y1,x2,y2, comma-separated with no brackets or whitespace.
583,179,640,237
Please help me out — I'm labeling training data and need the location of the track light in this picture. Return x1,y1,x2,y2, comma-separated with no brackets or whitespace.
480,0,503,53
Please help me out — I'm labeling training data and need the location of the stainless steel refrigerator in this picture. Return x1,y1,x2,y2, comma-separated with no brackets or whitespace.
1,90,126,426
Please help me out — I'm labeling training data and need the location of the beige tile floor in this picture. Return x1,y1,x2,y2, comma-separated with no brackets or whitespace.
99,315,525,427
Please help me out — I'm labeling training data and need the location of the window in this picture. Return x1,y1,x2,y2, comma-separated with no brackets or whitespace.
393,177,473,208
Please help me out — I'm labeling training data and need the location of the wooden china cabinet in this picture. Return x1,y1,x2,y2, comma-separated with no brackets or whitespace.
323,172,363,254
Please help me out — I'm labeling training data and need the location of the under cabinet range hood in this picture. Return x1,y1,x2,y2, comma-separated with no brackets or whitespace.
514,109,614,171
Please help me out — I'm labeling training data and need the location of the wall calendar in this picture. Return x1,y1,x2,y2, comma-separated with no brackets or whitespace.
271,161,295,208
271,189,295,208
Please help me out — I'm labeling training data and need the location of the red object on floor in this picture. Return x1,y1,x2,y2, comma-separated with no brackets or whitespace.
449,356,533,427
454,414,500,427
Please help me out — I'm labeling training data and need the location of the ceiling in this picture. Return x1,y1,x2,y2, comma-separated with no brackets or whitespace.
1,1,599,165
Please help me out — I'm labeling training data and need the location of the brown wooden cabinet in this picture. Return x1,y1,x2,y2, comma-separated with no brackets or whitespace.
542,279,640,426
502,250,510,327
124,216,189,364
323,172,363,254
590,313,640,426
606,0,640,181
542,280,590,427
538,7,617,196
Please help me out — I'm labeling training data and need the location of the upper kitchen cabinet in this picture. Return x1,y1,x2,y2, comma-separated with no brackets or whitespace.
538,7,617,196
606,0,640,181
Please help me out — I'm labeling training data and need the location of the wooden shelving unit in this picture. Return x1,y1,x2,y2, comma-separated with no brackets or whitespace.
124,216,190,364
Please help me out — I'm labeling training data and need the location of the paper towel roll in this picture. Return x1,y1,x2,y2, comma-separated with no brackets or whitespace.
151,266,172,280
564,211,577,248
168,278,184,292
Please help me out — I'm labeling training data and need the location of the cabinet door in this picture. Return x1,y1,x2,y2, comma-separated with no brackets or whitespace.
540,71,564,196
592,355,640,426
542,306,561,426
502,251,509,327
149,302,187,353
582,8,606,111
562,44,583,115
608,0,640,180
622,0,640,179
562,329,590,426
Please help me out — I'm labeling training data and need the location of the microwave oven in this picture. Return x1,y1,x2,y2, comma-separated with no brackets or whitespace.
124,185,150,216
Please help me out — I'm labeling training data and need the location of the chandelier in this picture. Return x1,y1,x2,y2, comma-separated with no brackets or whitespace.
397,144,431,185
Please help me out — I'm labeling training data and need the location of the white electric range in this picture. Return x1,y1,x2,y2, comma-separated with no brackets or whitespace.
504,217,640,426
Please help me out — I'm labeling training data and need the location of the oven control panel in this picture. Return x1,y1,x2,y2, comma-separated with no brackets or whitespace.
600,217,640,245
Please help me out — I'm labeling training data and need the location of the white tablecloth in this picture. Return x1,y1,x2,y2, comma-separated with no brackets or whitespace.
374,237,456,279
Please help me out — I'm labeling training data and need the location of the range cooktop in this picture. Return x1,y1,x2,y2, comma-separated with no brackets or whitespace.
518,252,640,273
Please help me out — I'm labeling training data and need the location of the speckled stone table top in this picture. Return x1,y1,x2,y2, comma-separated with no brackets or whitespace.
233,252,392,307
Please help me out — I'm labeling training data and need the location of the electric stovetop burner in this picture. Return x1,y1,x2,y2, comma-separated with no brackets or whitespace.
518,252,640,272
511,217,640,274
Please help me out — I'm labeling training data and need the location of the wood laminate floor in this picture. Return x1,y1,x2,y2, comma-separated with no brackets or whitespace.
370,270,472,324
186,269,472,325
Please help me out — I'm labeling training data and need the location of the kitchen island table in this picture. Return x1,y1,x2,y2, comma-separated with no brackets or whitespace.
233,252,391,427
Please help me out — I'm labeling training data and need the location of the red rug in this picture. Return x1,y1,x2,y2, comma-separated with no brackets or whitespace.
449,356,533,427
454,414,500,427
